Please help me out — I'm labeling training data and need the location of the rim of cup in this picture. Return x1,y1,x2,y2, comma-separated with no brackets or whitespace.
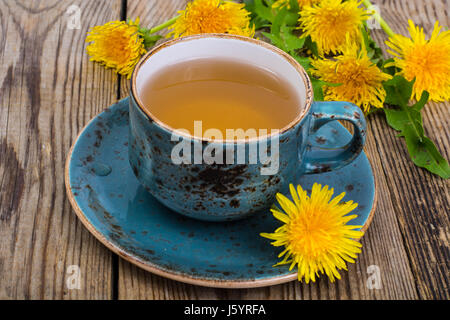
130,33,313,143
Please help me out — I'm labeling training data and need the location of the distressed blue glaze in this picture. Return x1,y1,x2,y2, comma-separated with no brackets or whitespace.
305,101,366,174
67,98,375,286
129,94,366,221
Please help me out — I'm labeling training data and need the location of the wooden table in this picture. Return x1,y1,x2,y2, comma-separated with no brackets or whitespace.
0,0,448,300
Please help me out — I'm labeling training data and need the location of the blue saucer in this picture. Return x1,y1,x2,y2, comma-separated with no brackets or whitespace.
65,98,376,288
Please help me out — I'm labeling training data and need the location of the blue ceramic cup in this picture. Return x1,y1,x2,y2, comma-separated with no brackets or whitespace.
129,34,366,222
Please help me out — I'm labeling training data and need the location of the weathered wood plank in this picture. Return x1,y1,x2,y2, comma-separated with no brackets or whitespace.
117,0,419,300
368,0,449,299
0,0,122,299
1,0,443,300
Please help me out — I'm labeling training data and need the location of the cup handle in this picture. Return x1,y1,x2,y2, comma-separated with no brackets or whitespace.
302,101,366,174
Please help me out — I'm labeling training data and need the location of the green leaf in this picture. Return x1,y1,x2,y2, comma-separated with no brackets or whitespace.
383,103,450,179
311,82,324,101
262,31,284,50
292,55,311,70
271,8,286,35
382,75,450,178
310,78,341,101
284,11,300,26
384,107,424,141
360,24,372,54
251,16,270,30
250,0,275,23
383,75,413,107
288,0,300,12
263,8,306,54
245,0,275,28
403,127,450,179
281,26,305,52
304,36,319,57
412,91,429,111
243,0,255,7
382,58,397,76
383,108,407,132
360,24,384,67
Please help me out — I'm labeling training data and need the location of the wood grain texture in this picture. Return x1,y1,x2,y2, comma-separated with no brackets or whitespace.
0,0,447,300
0,0,122,299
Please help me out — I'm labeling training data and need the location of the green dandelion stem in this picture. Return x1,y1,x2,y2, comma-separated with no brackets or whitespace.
138,15,180,49
148,15,180,34
362,0,395,38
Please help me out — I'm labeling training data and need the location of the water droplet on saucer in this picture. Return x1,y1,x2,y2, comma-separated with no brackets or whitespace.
91,163,112,176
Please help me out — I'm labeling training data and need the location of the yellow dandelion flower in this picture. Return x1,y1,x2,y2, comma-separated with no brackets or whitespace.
299,0,369,54
310,40,392,112
168,0,254,38
86,18,146,79
386,20,450,102
272,0,322,9
261,183,364,283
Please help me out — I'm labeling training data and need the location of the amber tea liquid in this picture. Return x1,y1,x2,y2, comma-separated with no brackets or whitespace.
139,58,301,138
